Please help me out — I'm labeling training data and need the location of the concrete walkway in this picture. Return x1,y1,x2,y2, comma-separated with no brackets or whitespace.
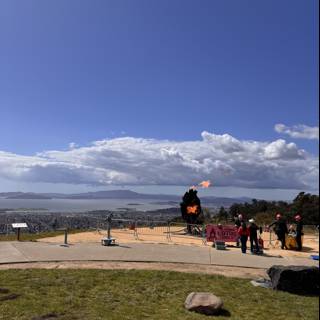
0,241,318,269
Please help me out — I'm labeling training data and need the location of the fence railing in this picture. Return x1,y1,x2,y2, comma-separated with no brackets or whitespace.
134,220,170,242
168,222,207,245
95,218,138,240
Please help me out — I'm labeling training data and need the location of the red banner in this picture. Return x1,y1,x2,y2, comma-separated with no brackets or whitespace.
206,225,239,242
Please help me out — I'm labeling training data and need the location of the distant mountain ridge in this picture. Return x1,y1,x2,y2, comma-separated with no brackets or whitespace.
0,190,251,206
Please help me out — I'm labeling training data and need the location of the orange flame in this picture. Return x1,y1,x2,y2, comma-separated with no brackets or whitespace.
187,205,199,214
199,180,211,188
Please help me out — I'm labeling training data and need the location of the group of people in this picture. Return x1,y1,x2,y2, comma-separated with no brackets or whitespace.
268,213,303,251
234,214,263,254
234,212,304,254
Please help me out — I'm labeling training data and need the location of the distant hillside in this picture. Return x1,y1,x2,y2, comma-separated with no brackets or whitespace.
3,192,52,200
0,190,249,206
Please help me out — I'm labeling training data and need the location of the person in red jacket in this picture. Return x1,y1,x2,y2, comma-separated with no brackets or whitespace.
238,222,250,254
234,214,244,247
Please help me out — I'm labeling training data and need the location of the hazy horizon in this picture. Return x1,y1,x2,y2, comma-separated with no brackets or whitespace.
1,184,318,201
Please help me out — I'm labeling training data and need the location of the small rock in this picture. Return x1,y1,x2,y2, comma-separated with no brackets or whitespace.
185,292,223,315
250,278,272,289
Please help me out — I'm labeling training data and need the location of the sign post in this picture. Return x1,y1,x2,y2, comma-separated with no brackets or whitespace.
11,223,28,241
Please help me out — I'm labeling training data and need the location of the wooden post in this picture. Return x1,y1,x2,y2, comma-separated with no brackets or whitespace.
17,228,20,241
64,229,68,245
107,221,111,239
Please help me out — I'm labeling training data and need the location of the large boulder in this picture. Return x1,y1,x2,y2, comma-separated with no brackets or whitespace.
267,265,319,295
184,292,223,315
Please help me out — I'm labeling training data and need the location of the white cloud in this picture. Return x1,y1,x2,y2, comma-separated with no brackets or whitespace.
0,132,318,190
264,139,306,160
69,142,78,149
275,124,319,140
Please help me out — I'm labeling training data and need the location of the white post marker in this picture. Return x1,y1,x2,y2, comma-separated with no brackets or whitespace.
11,223,28,241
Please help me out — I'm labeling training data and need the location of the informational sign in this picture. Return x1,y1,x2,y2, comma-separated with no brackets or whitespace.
206,225,238,242
12,223,28,229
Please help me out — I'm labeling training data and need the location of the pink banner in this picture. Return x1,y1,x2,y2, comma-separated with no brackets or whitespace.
206,225,239,242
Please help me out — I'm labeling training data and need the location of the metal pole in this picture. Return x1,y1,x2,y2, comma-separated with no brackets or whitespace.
107,221,111,239
17,228,20,241
202,224,207,245
134,219,138,240
106,213,113,240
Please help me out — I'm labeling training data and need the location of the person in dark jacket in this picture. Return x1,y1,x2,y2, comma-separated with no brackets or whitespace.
294,214,303,251
269,213,288,249
238,222,250,254
248,219,262,254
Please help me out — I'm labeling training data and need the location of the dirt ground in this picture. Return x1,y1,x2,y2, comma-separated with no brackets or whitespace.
0,260,267,279
38,226,319,259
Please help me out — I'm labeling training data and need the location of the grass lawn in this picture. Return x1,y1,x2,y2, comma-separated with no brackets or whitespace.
0,269,318,320
0,229,87,242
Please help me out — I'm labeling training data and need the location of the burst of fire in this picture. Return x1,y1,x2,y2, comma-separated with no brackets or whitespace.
199,180,211,188
186,205,199,214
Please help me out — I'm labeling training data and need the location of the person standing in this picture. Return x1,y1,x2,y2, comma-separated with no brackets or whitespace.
248,219,261,254
269,213,288,249
238,222,250,254
235,214,244,247
294,214,303,251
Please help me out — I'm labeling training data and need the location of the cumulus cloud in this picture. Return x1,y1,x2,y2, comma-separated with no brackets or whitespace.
0,132,318,190
275,124,319,140
264,139,306,160
69,142,78,149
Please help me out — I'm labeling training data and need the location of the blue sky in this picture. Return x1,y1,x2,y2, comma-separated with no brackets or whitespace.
0,0,318,199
